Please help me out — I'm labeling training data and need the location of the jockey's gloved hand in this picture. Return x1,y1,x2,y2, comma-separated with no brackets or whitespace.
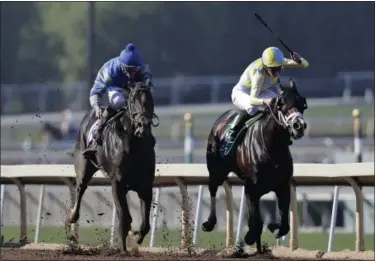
263,98,273,106
95,107,103,118
290,52,302,64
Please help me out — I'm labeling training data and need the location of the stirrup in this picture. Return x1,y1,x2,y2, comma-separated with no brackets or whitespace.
221,132,235,156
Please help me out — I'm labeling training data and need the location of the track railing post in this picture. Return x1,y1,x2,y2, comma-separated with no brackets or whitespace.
352,109,363,163
11,178,28,244
109,200,117,246
193,185,203,247
346,177,364,252
235,186,246,246
34,185,45,243
289,185,298,251
184,112,203,248
0,184,5,245
149,187,161,247
223,181,234,247
174,177,191,249
327,109,363,252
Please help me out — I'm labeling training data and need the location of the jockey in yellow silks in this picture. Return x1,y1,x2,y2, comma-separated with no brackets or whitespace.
224,46,309,151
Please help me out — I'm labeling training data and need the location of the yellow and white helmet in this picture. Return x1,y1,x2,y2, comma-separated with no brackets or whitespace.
261,47,285,68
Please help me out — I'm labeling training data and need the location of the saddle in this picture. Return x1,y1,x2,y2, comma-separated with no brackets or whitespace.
221,110,266,157
83,109,127,162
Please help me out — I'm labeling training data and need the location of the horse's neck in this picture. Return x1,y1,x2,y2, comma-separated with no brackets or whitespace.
262,111,289,151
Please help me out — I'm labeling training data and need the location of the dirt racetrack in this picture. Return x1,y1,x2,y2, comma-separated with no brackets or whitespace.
1,243,373,261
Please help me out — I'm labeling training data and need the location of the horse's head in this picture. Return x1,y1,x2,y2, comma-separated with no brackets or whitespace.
271,78,308,140
126,81,158,138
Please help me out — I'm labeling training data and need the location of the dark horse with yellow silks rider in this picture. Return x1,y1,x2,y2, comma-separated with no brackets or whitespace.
202,78,308,253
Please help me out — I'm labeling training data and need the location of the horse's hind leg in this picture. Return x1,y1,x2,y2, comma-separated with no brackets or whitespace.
202,130,229,232
201,169,227,232
111,179,132,254
67,153,97,242
268,183,291,238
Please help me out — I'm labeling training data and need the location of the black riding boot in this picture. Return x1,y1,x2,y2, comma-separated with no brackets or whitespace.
222,111,249,156
82,106,116,157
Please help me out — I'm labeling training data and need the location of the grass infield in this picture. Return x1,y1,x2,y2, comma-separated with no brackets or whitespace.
1,225,374,252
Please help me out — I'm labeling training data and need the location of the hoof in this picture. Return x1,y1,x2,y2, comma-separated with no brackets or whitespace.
128,230,145,245
119,250,130,257
68,235,78,245
244,231,257,246
202,217,217,232
126,231,139,254
267,223,289,238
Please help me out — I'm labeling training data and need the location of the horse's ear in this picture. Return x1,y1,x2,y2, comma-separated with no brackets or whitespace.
289,78,296,89
276,79,284,94
145,79,152,88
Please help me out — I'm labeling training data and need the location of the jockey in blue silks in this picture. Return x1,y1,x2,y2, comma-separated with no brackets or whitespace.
82,43,153,156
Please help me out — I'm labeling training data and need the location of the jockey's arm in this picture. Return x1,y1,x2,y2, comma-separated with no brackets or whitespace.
89,66,113,109
248,70,267,105
139,64,154,89
283,57,309,68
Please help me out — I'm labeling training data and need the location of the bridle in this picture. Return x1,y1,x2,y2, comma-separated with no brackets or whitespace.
126,85,159,128
264,99,303,135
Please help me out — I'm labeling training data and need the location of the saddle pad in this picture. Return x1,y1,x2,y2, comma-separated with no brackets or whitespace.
221,111,266,158
87,119,100,145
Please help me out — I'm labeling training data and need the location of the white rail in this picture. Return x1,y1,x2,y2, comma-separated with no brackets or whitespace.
0,162,374,252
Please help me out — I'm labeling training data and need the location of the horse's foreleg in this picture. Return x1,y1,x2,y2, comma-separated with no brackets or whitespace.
67,157,96,244
131,185,153,245
111,179,131,254
68,158,96,224
268,183,291,238
244,189,263,249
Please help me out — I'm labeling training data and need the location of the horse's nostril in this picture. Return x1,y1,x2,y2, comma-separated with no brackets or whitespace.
293,122,301,130
303,122,307,129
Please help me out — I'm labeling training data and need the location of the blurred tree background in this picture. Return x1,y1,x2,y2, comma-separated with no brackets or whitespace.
1,1,374,85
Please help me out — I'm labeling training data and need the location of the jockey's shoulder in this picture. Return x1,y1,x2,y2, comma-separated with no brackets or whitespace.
245,58,264,76
102,57,123,75
103,57,121,68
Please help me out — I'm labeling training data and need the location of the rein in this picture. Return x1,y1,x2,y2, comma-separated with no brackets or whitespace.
127,86,160,128
259,101,298,169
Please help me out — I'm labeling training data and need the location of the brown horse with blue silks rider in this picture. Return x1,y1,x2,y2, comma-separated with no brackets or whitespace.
66,43,159,255
202,78,308,253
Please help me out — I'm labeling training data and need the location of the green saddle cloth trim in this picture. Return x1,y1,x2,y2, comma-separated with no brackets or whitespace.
225,112,266,156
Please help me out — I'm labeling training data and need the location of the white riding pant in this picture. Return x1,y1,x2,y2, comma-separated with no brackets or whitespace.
231,85,278,116
108,87,126,111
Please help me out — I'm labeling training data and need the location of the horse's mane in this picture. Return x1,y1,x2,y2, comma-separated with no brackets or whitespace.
101,110,130,161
